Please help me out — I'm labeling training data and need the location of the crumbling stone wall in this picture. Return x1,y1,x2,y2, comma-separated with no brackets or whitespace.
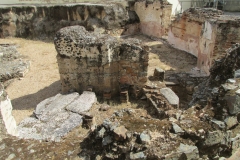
134,0,172,38
168,8,240,74
0,3,139,39
55,26,148,96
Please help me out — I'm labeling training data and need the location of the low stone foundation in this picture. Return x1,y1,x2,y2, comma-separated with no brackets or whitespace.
55,26,149,96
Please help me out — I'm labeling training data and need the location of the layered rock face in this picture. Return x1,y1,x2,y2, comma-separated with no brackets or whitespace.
134,0,172,38
168,8,240,74
0,3,138,38
55,26,148,96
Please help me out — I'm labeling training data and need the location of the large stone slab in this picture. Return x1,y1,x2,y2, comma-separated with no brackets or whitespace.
66,91,97,114
160,87,179,107
18,92,96,141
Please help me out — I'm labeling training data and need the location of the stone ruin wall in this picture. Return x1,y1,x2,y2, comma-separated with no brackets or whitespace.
0,3,139,39
133,0,172,38
0,0,172,39
168,8,240,74
55,26,148,96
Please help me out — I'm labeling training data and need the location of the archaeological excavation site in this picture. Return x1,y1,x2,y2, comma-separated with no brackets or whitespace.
1,0,240,159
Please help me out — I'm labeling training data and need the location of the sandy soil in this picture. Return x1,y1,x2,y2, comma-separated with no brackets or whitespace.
0,37,61,124
0,35,197,124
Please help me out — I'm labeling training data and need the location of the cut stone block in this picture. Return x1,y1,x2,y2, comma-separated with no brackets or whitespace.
160,87,179,107
66,91,97,114
154,67,165,81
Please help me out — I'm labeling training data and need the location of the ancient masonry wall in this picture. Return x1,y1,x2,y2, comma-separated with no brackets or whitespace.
0,83,18,138
168,8,240,74
55,26,148,96
0,3,139,38
133,0,172,38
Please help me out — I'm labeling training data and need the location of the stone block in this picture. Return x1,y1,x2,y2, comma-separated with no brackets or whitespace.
160,87,179,107
154,67,165,81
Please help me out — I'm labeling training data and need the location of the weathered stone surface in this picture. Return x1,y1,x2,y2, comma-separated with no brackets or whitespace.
139,132,151,144
172,123,184,134
134,0,172,38
0,83,18,137
0,3,138,38
153,67,165,81
168,8,240,74
55,26,148,96
177,143,199,160
129,152,146,160
0,44,30,84
224,116,238,129
204,130,224,146
66,91,97,114
160,87,179,107
211,119,226,129
18,92,97,141
225,94,240,115
221,83,238,91
113,125,127,140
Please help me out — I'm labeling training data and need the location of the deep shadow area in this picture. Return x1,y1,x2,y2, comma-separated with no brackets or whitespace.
11,80,61,110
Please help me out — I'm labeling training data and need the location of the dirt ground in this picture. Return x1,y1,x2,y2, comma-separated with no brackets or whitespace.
0,37,61,124
0,35,197,124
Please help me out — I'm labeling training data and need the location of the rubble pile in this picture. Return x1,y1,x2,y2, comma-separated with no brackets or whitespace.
0,44,30,86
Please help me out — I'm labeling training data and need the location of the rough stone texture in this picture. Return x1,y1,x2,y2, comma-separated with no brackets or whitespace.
66,91,97,114
0,3,139,39
18,91,96,141
177,143,199,160
55,26,148,96
0,44,30,84
160,87,179,107
0,83,18,138
168,8,240,74
134,0,172,38
153,67,165,81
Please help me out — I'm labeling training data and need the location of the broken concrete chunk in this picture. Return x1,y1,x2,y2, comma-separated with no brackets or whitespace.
172,123,184,134
130,152,146,160
177,143,199,160
66,91,97,114
160,87,179,107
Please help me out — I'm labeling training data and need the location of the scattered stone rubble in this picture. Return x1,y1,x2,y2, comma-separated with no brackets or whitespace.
0,44,30,86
